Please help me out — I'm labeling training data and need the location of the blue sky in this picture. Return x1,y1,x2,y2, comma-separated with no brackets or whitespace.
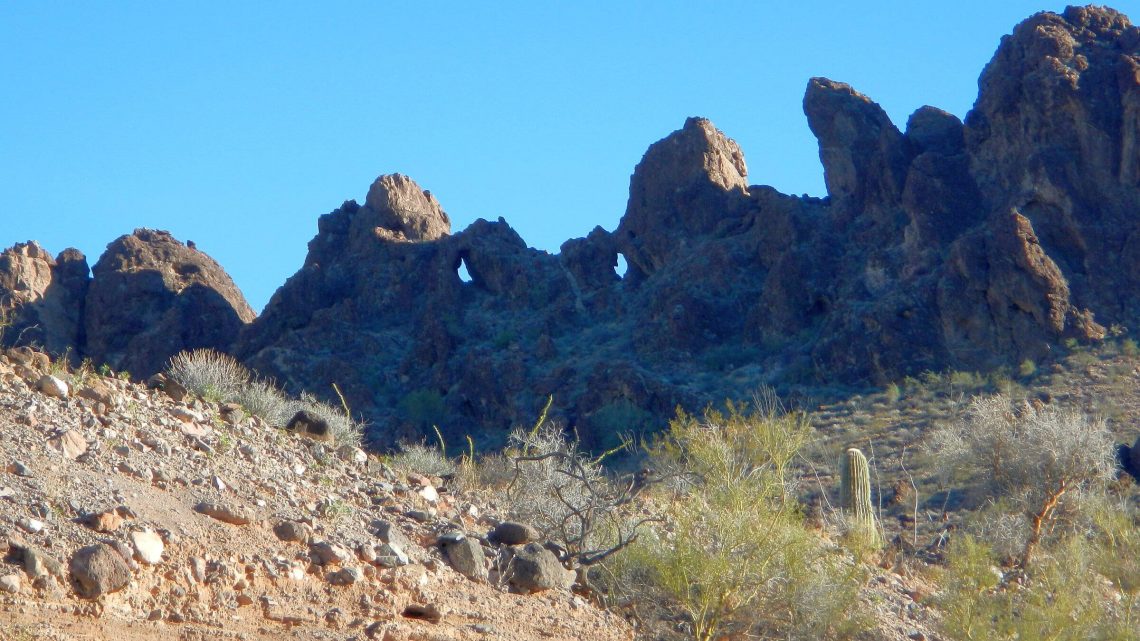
3,1,1133,312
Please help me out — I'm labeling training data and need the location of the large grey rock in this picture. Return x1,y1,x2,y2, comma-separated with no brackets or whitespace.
69,543,131,598
441,535,486,582
504,543,573,594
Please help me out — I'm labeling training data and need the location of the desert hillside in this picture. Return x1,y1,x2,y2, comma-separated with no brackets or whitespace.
3,5,1140,641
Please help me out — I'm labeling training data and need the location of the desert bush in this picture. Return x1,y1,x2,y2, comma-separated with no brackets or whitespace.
502,418,640,566
614,398,864,641
929,394,1115,565
167,349,250,402
588,399,656,452
233,378,291,426
938,531,1140,641
289,392,364,448
390,441,456,477
166,350,365,446
400,388,447,429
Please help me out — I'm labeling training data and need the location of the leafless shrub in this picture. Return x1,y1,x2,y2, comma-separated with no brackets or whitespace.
503,417,650,570
929,394,1116,565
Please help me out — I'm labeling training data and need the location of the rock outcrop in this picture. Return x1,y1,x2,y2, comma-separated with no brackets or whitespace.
8,6,1140,450
0,242,88,356
85,230,255,377
0,231,254,378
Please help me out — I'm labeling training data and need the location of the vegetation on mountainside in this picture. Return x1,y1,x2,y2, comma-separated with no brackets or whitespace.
166,348,364,446
161,344,1140,641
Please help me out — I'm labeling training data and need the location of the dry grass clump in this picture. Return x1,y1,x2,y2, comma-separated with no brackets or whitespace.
167,349,249,402
389,441,456,477
165,349,364,446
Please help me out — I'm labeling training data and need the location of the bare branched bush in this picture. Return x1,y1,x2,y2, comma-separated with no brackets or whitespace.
502,410,650,571
929,394,1116,565
167,349,249,402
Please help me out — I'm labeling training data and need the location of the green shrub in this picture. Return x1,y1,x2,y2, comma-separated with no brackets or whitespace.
938,532,1140,641
884,382,901,405
616,398,864,641
400,388,447,429
588,399,656,452
1018,358,1037,378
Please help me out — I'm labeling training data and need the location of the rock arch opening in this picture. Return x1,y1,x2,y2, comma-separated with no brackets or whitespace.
456,256,473,284
615,252,629,280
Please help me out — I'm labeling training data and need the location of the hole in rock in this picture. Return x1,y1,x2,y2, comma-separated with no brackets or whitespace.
456,257,473,284
615,253,629,279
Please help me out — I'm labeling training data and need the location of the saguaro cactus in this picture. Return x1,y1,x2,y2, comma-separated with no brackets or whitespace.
841,447,877,540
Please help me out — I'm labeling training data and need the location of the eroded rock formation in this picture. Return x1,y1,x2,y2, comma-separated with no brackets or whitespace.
6,5,1140,449
1,231,254,377
85,229,255,377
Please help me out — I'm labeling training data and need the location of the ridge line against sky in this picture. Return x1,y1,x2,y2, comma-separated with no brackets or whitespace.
3,1,1133,312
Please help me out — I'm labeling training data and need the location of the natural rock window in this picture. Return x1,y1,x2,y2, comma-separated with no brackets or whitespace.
456,256,473,284
615,253,629,280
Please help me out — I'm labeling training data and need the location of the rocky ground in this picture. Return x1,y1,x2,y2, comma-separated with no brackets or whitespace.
3,340,1138,640
0,348,632,641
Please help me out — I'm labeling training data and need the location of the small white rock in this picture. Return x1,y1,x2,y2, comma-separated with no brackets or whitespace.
0,574,20,593
417,485,439,503
131,529,165,565
37,375,69,399
19,517,44,534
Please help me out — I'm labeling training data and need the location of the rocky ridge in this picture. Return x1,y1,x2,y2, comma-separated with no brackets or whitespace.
3,6,1140,448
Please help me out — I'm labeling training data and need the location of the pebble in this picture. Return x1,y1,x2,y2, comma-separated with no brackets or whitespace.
0,574,20,593
18,517,44,534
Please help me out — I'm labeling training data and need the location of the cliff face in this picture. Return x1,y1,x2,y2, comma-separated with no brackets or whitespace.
6,6,1140,448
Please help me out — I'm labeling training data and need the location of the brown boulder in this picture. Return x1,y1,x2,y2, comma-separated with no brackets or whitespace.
84,229,255,377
